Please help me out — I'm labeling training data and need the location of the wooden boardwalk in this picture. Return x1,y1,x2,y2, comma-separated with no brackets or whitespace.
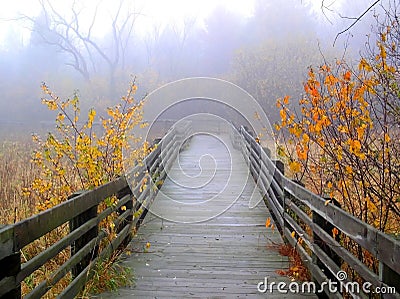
98,134,315,298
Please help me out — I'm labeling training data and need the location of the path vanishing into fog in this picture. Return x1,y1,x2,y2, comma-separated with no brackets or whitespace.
98,134,316,298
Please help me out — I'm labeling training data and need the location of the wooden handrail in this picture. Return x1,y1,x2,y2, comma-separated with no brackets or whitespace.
239,125,400,299
0,122,192,298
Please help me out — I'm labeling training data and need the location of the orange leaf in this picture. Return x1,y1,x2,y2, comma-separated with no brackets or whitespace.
332,227,339,239
283,95,290,105
265,217,271,228
344,71,351,81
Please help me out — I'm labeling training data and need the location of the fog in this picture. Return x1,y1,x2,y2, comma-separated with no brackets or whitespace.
0,0,382,128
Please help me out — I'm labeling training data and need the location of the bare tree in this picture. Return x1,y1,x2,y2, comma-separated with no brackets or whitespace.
143,23,162,68
142,17,197,79
23,0,141,97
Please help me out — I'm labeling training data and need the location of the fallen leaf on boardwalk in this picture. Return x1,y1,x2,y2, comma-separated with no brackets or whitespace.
265,217,271,228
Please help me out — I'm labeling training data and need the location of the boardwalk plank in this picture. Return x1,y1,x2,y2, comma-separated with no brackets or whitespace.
97,134,317,298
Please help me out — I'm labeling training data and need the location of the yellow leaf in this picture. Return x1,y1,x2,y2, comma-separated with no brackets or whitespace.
324,199,331,206
87,108,96,128
366,197,378,213
291,231,296,238
56,113,65,122
121,205,127,211
42,99,58,111
384,133,391,143
289,160,301,173
302,133,310,143
146,242,151,249
280,109,287,122
359,58,372,72
357,126,365,140
345,166,353,175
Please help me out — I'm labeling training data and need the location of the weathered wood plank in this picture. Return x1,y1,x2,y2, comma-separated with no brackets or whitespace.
283,178,400,274
25,230,107,299
10,176,127,251
99,134,315,298
17,217,98,284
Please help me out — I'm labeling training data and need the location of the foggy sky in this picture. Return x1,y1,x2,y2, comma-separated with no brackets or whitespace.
0,0,382,127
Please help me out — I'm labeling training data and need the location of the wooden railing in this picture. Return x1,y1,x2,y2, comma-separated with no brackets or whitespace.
238,126,400,299
0,122,191,299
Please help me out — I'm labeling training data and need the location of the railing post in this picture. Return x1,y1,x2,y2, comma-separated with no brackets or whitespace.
271,160,285,233
289,180,305,233
312,197,342,298
379,262,400,294
272,160,284,208
0,226,21,298
312,197,342,266
69,191,99,279
116,186,134,248
250,138,261,180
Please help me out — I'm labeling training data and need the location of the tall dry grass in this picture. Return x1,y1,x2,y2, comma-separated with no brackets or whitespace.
0,132,69,297
0,138,39,224
0,131,132,297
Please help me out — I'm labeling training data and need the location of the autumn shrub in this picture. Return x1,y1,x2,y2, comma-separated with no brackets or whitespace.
275,35,399,235
17,81,148,297
274,4,400,286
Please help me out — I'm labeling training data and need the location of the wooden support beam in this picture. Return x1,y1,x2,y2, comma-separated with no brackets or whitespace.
68,191,99,279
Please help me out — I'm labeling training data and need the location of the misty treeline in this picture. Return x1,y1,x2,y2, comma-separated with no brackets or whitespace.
0,0,377,124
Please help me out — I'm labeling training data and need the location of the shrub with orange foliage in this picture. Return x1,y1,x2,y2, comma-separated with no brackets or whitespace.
275,27,399,236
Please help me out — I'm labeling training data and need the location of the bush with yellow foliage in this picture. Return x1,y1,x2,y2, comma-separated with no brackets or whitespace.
19,81,148,297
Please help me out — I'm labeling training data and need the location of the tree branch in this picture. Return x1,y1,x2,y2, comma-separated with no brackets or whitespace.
333,0,381,46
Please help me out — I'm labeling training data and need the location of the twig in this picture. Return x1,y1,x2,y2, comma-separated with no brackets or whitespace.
333,0,381,46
